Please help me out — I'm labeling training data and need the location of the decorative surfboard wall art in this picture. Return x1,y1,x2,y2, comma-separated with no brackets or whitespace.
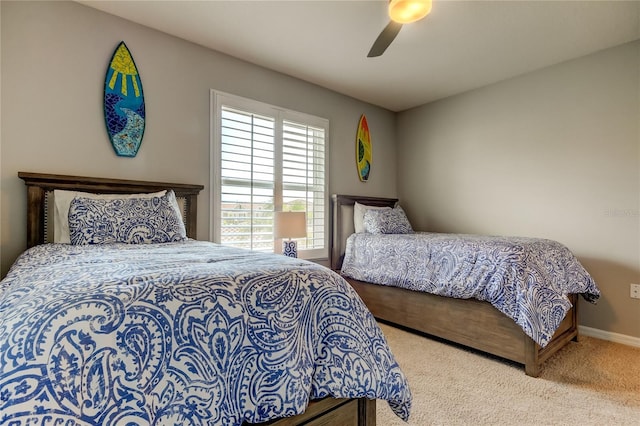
104,41,145,157
356,114,372,181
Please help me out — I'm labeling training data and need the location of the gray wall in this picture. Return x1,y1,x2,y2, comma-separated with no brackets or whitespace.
397,41,640,338
0,1,397,275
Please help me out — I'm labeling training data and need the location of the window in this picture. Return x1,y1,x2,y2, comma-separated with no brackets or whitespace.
211,91,329,259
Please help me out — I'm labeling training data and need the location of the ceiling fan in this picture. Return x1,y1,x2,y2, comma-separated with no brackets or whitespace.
367,0,433,58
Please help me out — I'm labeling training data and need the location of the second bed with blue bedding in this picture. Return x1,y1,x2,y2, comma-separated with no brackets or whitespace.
341,232,600,348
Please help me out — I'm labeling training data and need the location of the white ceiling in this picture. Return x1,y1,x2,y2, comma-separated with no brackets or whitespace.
79,0,640,112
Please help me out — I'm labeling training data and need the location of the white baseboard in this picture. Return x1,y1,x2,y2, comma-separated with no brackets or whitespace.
579,326,640,348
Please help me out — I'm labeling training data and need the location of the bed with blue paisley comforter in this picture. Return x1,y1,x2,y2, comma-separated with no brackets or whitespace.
0,241,411,425
341,232,600,348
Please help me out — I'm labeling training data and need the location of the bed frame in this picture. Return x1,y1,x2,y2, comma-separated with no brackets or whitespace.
17,172,375,426
331,194,579,377
18,172,204,246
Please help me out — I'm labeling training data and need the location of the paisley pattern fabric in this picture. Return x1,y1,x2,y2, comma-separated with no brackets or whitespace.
68,190,186,245
0,241,411,425
363,206,413,234
341,232,600,347
354,202,391,233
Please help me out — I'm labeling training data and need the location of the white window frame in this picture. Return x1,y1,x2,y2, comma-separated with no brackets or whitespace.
210,90,329,260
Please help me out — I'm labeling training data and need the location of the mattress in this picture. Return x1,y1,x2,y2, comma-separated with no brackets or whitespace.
341,232,600,347
0,240,411,424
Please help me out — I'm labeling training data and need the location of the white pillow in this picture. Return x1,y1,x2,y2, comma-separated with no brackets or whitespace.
353,201,392,233
53,189,167,243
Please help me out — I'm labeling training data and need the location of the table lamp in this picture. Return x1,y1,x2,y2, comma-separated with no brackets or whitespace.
275,211,307,258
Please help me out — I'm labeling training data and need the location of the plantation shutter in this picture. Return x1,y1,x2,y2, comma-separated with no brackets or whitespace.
212,91,329,259
219,106,275,251
282,120,325,253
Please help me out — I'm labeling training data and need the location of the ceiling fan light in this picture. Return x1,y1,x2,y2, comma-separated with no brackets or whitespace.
389,0,432,24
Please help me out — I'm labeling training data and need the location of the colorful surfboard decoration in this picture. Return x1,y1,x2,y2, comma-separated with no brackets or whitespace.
104,41,145,157
356,114,372,181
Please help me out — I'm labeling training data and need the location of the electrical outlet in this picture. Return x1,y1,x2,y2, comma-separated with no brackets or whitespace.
631,284,640,299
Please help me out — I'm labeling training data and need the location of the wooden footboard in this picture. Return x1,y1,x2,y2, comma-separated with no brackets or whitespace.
348,278,578,377
248,398,376,426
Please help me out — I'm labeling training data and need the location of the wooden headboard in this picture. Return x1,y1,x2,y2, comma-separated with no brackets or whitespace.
331,194,398,271
18,172,205,248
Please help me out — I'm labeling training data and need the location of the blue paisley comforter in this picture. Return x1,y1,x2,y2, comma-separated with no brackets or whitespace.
0,241,411,425
341,232,600,347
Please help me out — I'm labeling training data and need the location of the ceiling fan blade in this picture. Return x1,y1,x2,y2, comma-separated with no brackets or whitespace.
367,21,403,58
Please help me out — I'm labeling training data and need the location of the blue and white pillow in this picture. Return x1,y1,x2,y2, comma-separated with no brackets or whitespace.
68,190,187,245
363,206,413,234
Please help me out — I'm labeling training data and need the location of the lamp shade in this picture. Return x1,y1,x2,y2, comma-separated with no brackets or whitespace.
389,0,432,24
274,211,307,239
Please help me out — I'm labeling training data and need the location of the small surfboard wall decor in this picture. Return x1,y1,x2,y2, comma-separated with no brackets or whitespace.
356,114,372,181
104,41,145,157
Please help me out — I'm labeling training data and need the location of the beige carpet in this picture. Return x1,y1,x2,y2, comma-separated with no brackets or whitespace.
377,323,640,425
